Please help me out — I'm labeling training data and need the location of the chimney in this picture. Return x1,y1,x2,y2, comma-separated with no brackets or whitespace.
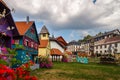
26,16,29,24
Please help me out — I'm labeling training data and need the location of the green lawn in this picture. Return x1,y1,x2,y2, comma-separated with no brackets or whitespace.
31,62,120,80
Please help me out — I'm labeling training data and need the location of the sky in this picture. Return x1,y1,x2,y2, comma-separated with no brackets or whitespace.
4,0,120,42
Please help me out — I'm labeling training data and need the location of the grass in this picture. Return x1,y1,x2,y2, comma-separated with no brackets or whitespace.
31,62,120,80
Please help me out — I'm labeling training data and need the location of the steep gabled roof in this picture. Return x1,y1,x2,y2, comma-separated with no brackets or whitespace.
15,21,33,35
56,36,67,47
40,25,50,35
0,0,9,9
50,37,65,48
68,40,80,45
39,40,49,48
0,0,19,36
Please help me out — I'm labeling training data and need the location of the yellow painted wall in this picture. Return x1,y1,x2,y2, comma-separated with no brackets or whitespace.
40,34,49,40
38,33,51,57
38,48,46,56
38,41,51,57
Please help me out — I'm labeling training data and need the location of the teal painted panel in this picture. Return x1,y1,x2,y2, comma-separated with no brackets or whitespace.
76,55,88,64
25,24,38,42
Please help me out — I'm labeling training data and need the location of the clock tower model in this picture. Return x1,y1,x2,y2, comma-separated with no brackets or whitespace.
39,25,50,40
38,25,51,56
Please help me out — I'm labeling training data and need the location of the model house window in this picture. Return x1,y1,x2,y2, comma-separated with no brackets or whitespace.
96,46,98,49
31,42,34,48
25,40,29,46
96,51,98,54
104,45,107,48
104,50,106,53
100,45,102,49
115,43,117,47
15,40,19,44
100,51,102,53
43,34,46,37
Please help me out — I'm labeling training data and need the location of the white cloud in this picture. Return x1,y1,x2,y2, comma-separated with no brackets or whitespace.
4,0,120,31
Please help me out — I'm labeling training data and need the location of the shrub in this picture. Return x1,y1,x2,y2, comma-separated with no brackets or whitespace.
62,54,68,62
100,54,116,64
39,56,53,68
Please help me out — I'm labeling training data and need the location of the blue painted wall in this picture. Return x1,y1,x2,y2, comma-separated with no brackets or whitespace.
13,22,39,66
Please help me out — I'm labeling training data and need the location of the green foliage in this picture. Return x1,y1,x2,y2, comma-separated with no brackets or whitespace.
96,32,103,36
0,59,8,65
78,35,92,42
6,44,24,67
15,44,24,49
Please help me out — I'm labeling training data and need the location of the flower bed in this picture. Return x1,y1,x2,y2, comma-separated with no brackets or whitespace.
39,56,53,68
0,60,38,80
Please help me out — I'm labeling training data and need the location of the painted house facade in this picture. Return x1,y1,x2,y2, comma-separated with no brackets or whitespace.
50,36,67,61
38,25,51,57
13,21,39,64
0,0,19,53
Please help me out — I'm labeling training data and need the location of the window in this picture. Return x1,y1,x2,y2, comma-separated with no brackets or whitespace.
100,45,102,49
35,44,38,49
43,34,46,37
104,50,106,53
25,40,29,46
14,40,19,44
115,43,117,47
96,46,98,49
96,51,98,54
100,51,102,53
104,45,107,48
31,42,34,48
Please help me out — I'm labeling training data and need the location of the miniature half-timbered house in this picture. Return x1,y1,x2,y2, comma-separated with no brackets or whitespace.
0,0,19,53
13,21,39,64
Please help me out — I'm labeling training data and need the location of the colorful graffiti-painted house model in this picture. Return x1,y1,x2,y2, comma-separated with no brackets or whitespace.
13,20,39,64
0,0,19,53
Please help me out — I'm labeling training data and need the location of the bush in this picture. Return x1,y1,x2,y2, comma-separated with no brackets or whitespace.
39,56,53,68
100,54,116,64
62,54,68,62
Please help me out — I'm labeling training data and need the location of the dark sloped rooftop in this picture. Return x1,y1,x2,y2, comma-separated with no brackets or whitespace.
40,25,50,35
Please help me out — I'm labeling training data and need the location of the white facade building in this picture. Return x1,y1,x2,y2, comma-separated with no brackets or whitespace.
94,36,120,59
67,40,81,53
50,40,64,53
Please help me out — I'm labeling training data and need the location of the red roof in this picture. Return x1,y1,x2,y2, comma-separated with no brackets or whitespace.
78,52,88,57
56,36,67,47
50,48,63,55
39,40,49,48
15,21,33,35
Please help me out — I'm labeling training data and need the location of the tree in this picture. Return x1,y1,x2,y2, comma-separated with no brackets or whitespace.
82,35,92,42
96,32,103,36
